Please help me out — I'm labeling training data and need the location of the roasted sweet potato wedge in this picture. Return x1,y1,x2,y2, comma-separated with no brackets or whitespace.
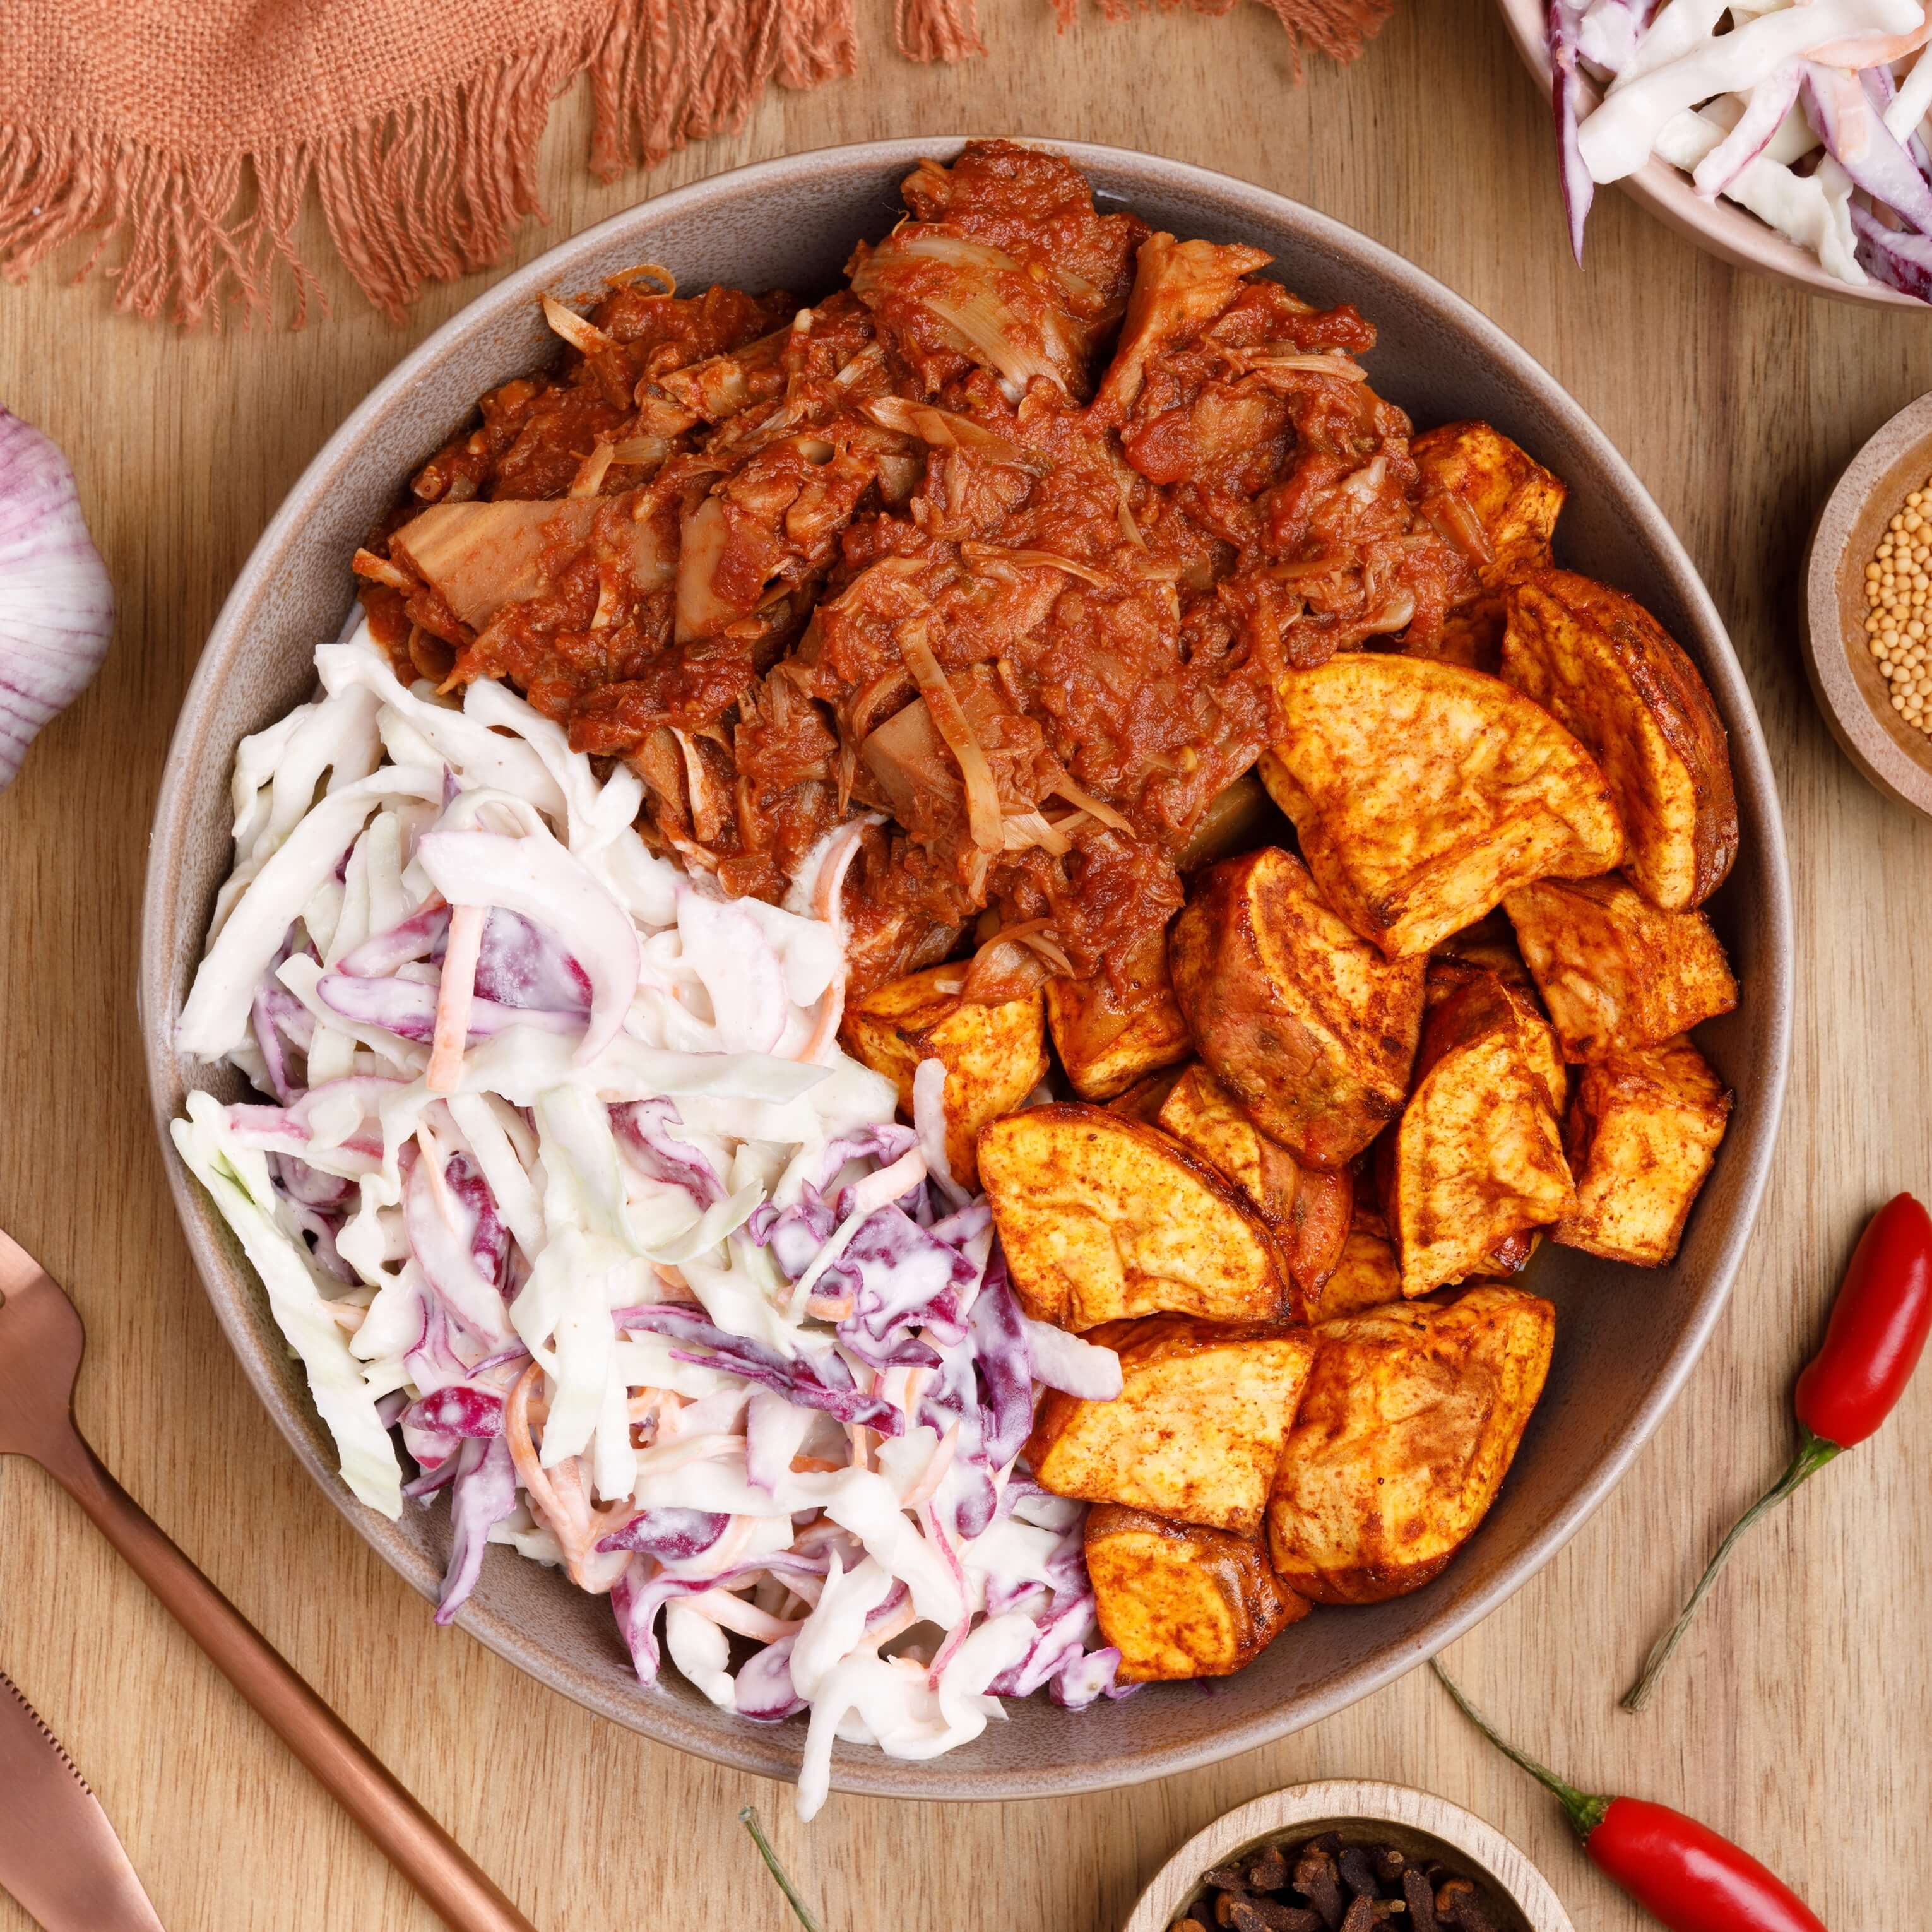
1085,1505,1309,1681
1262,656,1625,959
1045,927,1194,1102
839,965,1048,1188
1464,1226,1545,1282
1384,971,1576,1296
1419,601,1510,675
1425,954,1565,1117
1435,910,1539,997
1028,1315,1317,1533
1157,1063,1353,1301
978,1104,1292,1330
1503,874,1739,1063
1502,571,1737,911
1307,1212,1406,1321
1267,1284,1556,1603
1105,1063,1192,1124
1414,421,1568,584
1408,422,1567,674
1557,1035,1732,1265
1168,847,1425,1168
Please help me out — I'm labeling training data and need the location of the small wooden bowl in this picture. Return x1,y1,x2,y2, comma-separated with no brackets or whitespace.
1123,1781,1575,1932
1801,394,1932,817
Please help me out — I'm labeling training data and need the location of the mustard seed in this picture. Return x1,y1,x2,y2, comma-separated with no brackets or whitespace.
1861,496,1932,740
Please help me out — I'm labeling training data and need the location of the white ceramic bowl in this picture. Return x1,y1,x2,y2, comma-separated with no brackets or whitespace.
143,137,1793,1805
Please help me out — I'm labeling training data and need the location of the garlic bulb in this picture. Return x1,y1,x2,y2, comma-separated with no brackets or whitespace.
0,406,114,791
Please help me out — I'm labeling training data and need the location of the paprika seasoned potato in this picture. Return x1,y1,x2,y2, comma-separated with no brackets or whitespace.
1502,571,1738,912
1414,422,1567,583
1267,1284,1556,1604
1425,953,1565,1117
1168,847,1425,1168
839,964,1048,1188
1503,874,1739,1062
1105,1062,1192,1125
1028,1315,1317,1534
1409,422,1567,673
1084,1505,1309,1681
1044,927,1193,1102
1306,1207,1406,1321
1261,655,1625,959
1557,1035,1732,1265
1156,1063,1353,1302
977,1104,1293,1330
1384,970,1576,1297
1434,910,1542,1002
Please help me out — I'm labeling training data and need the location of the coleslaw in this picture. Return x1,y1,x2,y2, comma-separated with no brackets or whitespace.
1549,0,1932,298
172,620,1131,1818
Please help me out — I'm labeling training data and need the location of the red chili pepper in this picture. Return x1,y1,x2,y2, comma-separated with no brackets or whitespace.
1792,1192,1932,1447
1431,1663,1827,1932
1621,1192,1932,1712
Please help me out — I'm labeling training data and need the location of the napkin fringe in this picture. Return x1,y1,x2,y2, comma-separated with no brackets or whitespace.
0,31,581,330
895,0,987,64
0,0,1384,328
1050,0,1392,76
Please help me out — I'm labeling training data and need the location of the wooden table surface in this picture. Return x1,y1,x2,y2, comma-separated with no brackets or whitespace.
3,0,1929,1924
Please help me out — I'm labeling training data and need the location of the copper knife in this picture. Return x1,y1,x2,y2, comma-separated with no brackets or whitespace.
0,1668,165,1932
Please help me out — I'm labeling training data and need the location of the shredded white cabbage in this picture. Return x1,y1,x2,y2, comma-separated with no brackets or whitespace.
175,620,1126,1818
1558,0,1932,295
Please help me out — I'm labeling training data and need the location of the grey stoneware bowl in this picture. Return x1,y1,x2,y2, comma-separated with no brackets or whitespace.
143,138,1794,1804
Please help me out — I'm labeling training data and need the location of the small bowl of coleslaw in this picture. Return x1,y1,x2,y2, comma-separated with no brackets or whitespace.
1495,0,1932,307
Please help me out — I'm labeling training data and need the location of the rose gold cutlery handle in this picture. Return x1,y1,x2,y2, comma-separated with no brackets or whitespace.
37,1421,538,1932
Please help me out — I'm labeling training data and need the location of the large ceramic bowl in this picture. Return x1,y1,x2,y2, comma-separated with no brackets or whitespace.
143,138,1793,1803
1491,0,1921,311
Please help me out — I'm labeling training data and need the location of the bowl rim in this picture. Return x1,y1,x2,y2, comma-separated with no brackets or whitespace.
1120,1779,1577,1932
1488,0,1923,312
141,133,1794,1801
1799,389,1932,817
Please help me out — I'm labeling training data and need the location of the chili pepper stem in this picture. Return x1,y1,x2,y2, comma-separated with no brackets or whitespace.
740,1804,826,1931
1428,1660,1611,1839
1620,1426,1842,1714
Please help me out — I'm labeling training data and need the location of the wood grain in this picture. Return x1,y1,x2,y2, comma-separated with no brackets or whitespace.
1,1,1928,1924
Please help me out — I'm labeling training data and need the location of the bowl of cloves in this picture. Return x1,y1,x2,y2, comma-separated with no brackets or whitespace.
1123,1781,1574,1932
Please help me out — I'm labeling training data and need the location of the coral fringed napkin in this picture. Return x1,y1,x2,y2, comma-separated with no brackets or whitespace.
0,0,1390,328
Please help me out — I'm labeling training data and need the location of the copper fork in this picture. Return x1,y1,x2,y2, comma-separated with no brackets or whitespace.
0,1224,538,1932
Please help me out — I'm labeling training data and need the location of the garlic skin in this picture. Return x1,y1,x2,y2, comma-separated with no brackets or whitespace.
0,406,115,791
